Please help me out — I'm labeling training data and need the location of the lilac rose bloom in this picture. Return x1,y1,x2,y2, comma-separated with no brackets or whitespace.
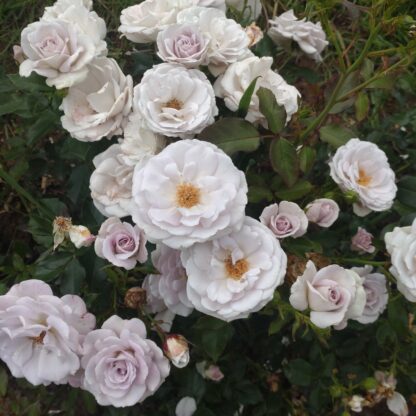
260,201,308,238
351,227,375,254
95,217,147,270
306,198,339,228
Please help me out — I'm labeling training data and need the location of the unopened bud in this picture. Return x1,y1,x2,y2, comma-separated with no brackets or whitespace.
124,287,147,309
163,334,189,368
246,23,264,47
68,225,95,248
344,190,359,203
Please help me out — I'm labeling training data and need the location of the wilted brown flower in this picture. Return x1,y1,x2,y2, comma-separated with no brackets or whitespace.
124,287,147,309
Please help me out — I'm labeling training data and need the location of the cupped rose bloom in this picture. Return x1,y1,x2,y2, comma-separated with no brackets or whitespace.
352,266,388,324
181,216,287,321
0,280,95,386
385,219,416,302
177,7,251,76
268,10,328,61
60,58,132,142
81,316,170,407
329,139,397,216
260,201,308,239
305,198,339,228
226,0,262,19
19,20,96,89
289,261,366,329
119,0,177,43
351,227,376,254
89,144,133,218
143,244,193,316
119,113,166,167
95,217,147,270
133,63,218,138
163,334,190,368
214,56,300,126
41,0,107,56
176,397,197,416
131,139,247,249
157,24,210,68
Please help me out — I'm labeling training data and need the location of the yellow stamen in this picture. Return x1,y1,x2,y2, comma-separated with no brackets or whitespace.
165,98,183,110
357,169,372,187
225,256,249,280
176,183,201,208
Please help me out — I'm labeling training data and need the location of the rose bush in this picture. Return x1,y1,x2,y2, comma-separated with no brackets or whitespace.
1,0,416,415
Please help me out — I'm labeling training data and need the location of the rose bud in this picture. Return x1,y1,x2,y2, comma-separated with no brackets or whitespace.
245,23,263,47
124,287,147,309
68,225,95,248
163,334,190,368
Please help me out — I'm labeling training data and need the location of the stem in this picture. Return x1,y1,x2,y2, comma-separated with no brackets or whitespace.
299,24,381,141
334,258,388,267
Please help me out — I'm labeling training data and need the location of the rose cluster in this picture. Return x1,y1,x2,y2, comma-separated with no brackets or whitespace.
10,0,413,412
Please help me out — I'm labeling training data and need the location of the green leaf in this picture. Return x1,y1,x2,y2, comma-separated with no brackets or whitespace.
0,367,8,397
388,298,408,337
284,359,314,386
299,147,316,174
238,76,260,118
275,180,313,201
366,75,395,89
235,381,262,405
319,124,356,148
34,252,73,282
193,316,235,361
198,118,260,155
28,215,53,247
257,87,287,134
355,92,370,122
247,186,274,203
26,109,60,145
397,176,416,209
68,165,91,205
269,138,298,187
283,237,323,256
60,257,86,295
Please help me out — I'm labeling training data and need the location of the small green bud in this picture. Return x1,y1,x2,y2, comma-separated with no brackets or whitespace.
329,385,343,398
343,190,359,203
341,412,351,416
361,377,377,391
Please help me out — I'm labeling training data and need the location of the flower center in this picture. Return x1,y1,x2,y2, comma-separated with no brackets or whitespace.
176,183,201,208
357,169,372,187
30,331,46,345
225,256,249,280
165,98,183,110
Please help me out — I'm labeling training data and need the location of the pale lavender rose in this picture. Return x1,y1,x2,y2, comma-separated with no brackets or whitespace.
351,227,375,254
289,261,366,329
352,266,388,324
260,201,308,238
157,24,210,68
176,397,197,416
305,198,339,228
81,316,170,407
143,244,193,317
0,280,95,386
95,217,147,270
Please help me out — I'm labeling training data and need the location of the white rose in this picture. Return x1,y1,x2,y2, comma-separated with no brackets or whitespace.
385,219,416,302
289,261,366,329
131,139,247,249
89,144,134,218
260,201,308,238
68,225,95,248
177,7,251,76
226,0,262,19
0,280,95,386
268,10,328,61
119,0,178,43
157,24,210,68
329,139,397,216
134,63,218,138
182,216,287,321
214,56,300,126
352,266,388,324
305,198,339,228
143,244,193,316
81,316,170,407
19,20,96,89
119,113,166,167
41,0,107,56
176,397,197,416
60,58,132,142
163,334,190,368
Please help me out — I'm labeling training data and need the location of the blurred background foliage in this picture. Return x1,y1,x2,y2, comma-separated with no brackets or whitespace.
0,0,416,415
